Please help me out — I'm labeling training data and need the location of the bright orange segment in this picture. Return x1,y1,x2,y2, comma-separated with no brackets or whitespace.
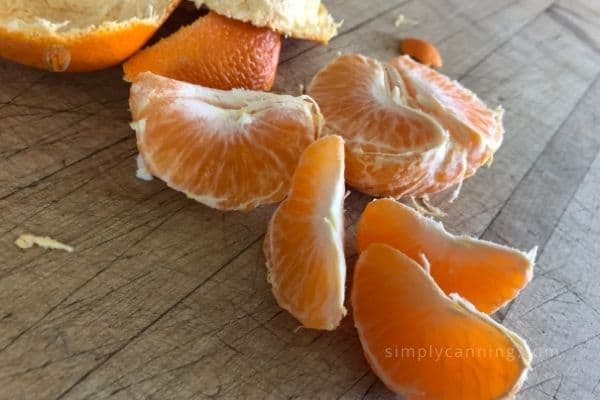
352,243,531,399
356,198,535,314
308,54,504,198
130,72,322,211
124,12,281,91
264,136,346,330
0,0,181,72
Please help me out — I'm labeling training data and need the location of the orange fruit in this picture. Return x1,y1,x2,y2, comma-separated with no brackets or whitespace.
0,1,180,72
129,72,322,211
124,12,281,91
263,135,346,330
307,54,504,198
356,198,535,314
352,243,532,399
400,37,443,68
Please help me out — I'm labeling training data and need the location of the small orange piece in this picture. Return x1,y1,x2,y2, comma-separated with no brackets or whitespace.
356,198,535,314
352,243,532,399
130,72,322,210
400,37,443,68
264,135,346,330
0,0,180,72
124,12,281,91
308,54,504,198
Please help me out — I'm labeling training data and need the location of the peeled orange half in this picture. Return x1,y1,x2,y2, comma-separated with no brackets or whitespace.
124,12,281,91
0,0,180,71
352,243,531,399
264,136,346,330
130,72,323,211
357,198,535,314
308,54,504,198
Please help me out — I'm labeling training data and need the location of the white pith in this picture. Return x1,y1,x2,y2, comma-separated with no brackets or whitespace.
135,153,153,181
193,0,340,42
322,142,347,325
0,0,174,34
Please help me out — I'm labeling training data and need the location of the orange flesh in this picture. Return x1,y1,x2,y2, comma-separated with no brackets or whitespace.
124,12,281,91
308,55,445,151
352,243,531,399
264,135,346,330
308,54,449,197
308,54,504,198
390,55,503,176
356,198,534,314
130,72,321,210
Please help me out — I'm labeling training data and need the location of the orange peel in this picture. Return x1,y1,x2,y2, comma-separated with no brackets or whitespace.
0,0,181,71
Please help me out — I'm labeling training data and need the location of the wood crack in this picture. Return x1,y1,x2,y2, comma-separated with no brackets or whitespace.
547,3,600,53
52,234,265,400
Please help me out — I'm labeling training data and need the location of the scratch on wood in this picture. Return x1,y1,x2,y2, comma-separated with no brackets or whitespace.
533,332,600,367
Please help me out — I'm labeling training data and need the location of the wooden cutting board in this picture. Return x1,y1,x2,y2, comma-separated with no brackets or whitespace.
1,1,599,399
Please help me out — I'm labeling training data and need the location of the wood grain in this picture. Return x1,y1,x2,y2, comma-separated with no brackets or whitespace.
1,1,599,399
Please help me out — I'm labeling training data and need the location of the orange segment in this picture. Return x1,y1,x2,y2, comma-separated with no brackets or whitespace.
356,198,535,314
124,12,281,91
130,72,322,211
0,0,180,71
352,243,531,399
308,53,504,198
263,136,346,330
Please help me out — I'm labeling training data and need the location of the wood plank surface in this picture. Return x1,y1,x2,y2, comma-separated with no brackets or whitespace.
1,1,599,399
